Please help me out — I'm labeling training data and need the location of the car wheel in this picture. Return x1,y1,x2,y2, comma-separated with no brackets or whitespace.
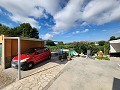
48,55,51,59
27,62,34,69
59,55,62,60
22,66,28,71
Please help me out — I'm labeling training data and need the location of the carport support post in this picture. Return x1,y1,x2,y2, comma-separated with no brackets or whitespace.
18,37,21,80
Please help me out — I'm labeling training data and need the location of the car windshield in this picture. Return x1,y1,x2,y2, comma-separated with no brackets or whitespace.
24,48,36,54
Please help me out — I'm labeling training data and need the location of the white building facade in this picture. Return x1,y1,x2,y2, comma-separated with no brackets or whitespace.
109,39,120,57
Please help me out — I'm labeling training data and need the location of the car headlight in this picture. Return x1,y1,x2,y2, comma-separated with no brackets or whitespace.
20,58,29,63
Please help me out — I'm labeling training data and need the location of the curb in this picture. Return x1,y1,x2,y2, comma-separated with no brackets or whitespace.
43,61,70,90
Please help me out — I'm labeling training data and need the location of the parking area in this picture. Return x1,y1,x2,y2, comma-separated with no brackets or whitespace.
48,57,120,90
1,56,120,90
0,56,67,89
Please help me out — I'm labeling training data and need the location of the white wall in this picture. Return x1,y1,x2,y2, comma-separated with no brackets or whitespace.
110,43,120,53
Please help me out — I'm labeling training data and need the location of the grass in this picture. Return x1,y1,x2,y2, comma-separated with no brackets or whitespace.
95,56,110,60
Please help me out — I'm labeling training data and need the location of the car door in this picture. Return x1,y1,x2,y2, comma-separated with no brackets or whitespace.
33,50,41,63
43,48,50,59
36,49,45,62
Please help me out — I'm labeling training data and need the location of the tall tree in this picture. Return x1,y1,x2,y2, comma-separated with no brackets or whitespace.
98,41,106,46
0,23,39,39
58,41,64,45
116,37,120,39
0,24,10,35
46,40,56,46
109,36,116,41
29,28,39,39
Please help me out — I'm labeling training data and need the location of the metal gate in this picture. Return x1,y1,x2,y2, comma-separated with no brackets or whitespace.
0,44,2,64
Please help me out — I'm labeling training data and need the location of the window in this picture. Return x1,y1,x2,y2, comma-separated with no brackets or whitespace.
36,49,43,54
25,48,36,54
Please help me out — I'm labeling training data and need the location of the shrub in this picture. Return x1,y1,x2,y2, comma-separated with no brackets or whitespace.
95,56,110,60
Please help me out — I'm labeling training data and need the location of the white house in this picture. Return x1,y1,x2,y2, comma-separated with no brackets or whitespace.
109,39,120,57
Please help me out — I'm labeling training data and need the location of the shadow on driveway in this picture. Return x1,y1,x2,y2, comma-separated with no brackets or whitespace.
22,56,67,78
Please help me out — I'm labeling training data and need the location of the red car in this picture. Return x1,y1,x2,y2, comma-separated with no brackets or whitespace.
11,47,51,70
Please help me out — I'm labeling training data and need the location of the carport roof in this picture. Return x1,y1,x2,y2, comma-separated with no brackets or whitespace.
109,39,120,43
4,37,44,41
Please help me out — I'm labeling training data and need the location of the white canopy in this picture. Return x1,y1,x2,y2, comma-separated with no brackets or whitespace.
109,39,120,43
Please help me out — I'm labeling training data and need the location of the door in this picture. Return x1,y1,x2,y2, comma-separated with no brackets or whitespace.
43,48,50,59
0,44,2,65
34,49,44,63
37,49,45,61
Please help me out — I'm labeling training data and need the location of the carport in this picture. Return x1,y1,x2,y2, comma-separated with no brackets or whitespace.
0,35,44,69
109,39,120,57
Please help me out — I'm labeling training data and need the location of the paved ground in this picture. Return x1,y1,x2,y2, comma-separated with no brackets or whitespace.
48,57,120,90
0,56,68,90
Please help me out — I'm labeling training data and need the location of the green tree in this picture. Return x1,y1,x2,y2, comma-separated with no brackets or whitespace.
29,28,39,39
0,23,39,39
109,36,116,41
0,24,10,35
57,41,64,49
58,41,64,45
98,41,106,46
116,37,120,39
17,23,39,38
104,42,110,55
46,40,56,46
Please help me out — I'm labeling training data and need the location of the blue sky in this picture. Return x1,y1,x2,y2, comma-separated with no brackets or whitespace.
0,0,120,42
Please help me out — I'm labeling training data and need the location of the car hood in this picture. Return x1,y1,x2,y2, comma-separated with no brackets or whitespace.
12,54,31,61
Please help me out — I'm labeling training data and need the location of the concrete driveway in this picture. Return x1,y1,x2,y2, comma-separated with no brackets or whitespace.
48,57,120,90
0,56,67,89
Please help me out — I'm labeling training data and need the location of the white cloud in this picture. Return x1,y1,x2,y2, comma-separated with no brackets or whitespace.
82,0,120,25
81,29,89,33
0,0,43,28
52,31,60,35
42,33,53,40
0,0,120,33
36,0,61,15
102,30,107,32
53,0,120,30
2,22,13,27
83,0,116,20
115,30,120,34
41,30,60,40
0,0,61,28
72,30,80,34
72,29,89,34
45,23,52,28
81,22,88,26
10,15,40,28
53,0,83,30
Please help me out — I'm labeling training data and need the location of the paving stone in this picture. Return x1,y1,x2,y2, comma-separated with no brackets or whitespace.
1,57,68,90
23,87,30,90
23,83,32,88
38,86,43,90
2,85,13,90
29,83,37,89
32,85,39,90
18,86,23,90
41,81,49,88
